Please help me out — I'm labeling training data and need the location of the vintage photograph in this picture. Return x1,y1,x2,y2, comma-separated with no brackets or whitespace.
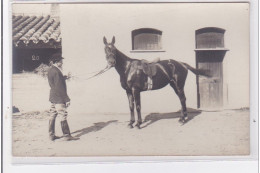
11,3,250,157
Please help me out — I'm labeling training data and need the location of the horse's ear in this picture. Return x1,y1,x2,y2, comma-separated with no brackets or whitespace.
111,36,115,45
103,37,108,45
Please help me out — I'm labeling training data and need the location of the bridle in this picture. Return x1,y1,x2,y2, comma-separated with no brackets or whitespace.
105,44,117,66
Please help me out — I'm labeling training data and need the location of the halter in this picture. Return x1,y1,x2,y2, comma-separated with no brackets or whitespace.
105,44,117,66
106,51,116,59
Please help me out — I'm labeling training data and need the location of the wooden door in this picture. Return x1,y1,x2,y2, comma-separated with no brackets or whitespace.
195,27,227,109
198,61,223,108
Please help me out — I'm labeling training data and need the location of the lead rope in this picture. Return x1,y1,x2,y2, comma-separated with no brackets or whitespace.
70,65,112,81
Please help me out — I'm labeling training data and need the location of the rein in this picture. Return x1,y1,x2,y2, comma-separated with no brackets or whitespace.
71,65,112,80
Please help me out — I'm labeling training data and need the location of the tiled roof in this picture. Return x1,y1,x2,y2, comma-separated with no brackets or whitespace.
12,15,61,48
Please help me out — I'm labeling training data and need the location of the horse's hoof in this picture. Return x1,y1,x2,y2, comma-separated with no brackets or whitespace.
128,124,134,129
178,117,186,124
135,124,141,129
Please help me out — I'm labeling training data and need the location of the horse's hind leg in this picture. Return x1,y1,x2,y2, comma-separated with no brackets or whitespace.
170,79,188,124
177,89,188,123
126,91,135,128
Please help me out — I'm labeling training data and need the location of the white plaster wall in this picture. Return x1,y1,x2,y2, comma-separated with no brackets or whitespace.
12,4,51,15
60,3,249,113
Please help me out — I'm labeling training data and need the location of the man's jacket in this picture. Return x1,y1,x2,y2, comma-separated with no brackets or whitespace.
47,66,70,104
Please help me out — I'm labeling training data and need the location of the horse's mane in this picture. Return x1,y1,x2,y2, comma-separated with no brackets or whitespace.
115,48,137,62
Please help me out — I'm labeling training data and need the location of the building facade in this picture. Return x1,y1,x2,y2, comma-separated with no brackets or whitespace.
58,3,249,113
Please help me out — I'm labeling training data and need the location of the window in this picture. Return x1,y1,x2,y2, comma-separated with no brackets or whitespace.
132,28,162,50
195,27,225,49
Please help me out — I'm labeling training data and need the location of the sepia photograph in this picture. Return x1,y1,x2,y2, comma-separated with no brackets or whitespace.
11,2,250,157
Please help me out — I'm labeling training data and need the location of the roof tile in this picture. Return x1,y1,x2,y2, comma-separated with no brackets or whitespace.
13,15,61,47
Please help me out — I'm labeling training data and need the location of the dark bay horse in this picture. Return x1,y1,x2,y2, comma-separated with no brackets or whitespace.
103,36,210,128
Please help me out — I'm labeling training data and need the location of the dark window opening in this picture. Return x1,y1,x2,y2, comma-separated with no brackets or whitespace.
196,27,225,49
13,48,61,73
132,28,162,50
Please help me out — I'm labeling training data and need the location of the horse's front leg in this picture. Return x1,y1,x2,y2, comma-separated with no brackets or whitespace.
126,90,135,128
132,88,142,129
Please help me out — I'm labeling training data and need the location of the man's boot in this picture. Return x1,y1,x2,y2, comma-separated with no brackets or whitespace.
49,118,60,141
61,120,79,141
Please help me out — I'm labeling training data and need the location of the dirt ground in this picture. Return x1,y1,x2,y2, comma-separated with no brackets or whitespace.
12,108,250,157
12,73,250,157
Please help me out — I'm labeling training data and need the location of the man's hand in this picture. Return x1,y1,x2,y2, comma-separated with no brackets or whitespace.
64,72,72,80
67,72,71,79
65,102,70,107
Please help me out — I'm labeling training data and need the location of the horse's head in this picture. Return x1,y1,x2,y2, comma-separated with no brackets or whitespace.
103,36,117,67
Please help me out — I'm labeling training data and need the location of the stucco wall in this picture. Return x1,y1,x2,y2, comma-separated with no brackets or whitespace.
60,3,249,113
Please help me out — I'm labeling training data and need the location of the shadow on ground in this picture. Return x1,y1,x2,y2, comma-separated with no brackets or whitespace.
71,120,118,137
142,108,201,129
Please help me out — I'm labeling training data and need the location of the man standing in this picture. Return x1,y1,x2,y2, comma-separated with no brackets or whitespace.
48,53,79,141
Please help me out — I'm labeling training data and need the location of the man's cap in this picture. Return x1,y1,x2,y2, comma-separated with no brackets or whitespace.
51,53,64,62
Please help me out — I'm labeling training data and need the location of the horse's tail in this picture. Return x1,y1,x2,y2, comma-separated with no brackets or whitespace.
182,62,212,77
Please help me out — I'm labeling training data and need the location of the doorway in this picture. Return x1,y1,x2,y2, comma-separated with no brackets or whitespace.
195,27,228,109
